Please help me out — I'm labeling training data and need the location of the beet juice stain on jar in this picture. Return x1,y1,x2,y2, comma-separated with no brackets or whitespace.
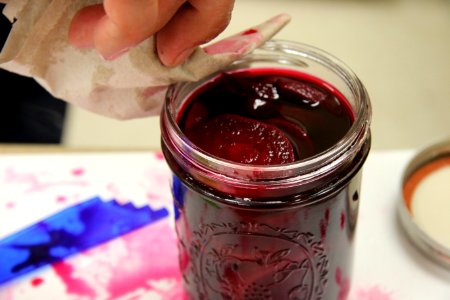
161,40,372,300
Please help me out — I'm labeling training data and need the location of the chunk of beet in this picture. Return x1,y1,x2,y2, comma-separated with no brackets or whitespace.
266,118,315,160
186,114,296,165
244,80,280,118
275,77,328,107
181,100,210,132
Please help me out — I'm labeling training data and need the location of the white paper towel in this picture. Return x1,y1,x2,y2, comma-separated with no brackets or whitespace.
0,0,290,119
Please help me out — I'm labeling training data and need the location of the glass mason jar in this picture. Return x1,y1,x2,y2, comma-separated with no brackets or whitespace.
160,40,371,300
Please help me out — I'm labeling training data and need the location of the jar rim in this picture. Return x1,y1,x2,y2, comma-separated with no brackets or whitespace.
163,40,371,183
399,139,450,269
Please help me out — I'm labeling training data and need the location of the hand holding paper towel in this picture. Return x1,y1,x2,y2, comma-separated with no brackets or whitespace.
68,0,235,66
0,0,290,120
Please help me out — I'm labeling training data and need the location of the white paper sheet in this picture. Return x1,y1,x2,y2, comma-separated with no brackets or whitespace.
0,150,449,299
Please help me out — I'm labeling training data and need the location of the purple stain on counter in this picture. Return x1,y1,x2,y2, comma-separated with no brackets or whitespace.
0,196,169,285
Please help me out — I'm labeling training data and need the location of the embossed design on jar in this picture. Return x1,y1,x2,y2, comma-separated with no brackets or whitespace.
185,222,329,299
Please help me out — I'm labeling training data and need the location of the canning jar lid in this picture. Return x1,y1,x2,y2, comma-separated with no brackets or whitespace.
399,139,450,269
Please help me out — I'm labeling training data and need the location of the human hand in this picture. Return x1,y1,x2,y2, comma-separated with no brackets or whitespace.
68,0,235,67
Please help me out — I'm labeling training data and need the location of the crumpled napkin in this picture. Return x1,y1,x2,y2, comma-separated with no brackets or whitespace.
0,0,290,119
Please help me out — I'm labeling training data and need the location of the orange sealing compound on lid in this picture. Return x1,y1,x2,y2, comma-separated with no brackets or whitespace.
403,157,450,213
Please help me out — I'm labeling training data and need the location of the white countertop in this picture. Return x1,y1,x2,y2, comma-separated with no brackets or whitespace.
63,0,450,151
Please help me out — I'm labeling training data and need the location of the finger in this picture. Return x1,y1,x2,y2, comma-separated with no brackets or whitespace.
68,4,105,48
93,0,185,60
156,0,234,67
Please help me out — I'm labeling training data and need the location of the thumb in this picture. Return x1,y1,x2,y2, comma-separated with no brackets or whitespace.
156,0,234,67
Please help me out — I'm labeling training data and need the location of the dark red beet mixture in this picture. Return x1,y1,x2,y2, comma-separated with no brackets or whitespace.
178,68,354,165
168,68,365,299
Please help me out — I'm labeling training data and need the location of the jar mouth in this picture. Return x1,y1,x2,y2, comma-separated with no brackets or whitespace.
162,40,371,182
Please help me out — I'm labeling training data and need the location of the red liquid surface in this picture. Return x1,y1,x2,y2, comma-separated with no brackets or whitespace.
166,68,368,299
178,68,354,164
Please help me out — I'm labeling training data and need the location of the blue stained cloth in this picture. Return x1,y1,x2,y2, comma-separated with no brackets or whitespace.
0,196,169,285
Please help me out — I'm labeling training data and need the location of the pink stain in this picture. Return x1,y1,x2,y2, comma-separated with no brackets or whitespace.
340,211,346,230
50,221,182,299
25,181,88,193
146,192,162,200
320,219,327,240
30,277,44,287
56,195,67,203
154,151,165,160
106,222,181,298
325,208,330,222
106,182,121,201
242,28,258,35
142,170,172,204
5,202,14,209
52,261,96,298
4,166,88,193
336,267,350,300
4,167,39,186
178,246,190,273
355,286,393,300
320,208,330,239
71,168,85,176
